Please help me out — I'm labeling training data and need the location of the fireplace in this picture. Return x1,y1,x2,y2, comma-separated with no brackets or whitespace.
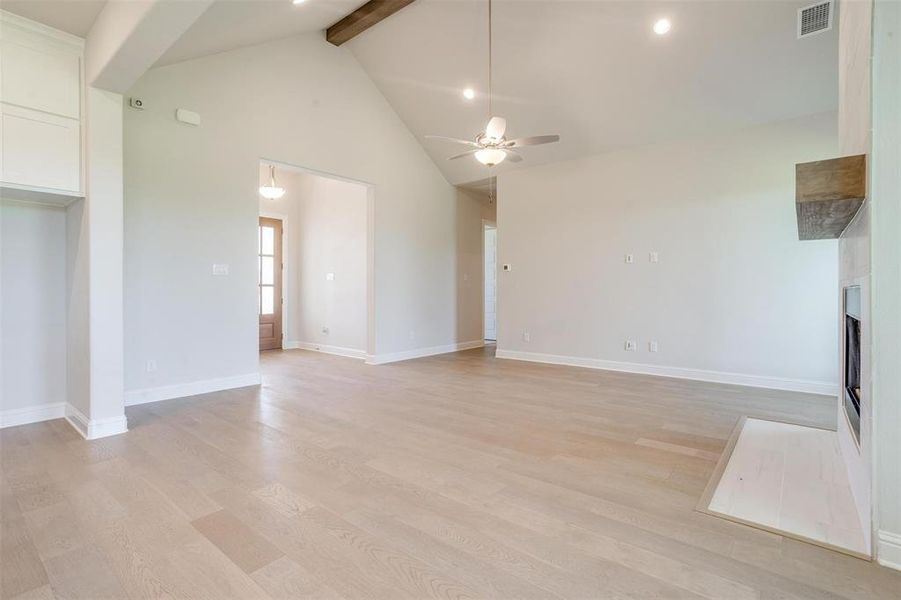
844,286,861,444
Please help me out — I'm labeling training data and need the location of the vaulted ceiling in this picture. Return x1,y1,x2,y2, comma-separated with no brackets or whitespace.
344,0,838,185
3,0,838,187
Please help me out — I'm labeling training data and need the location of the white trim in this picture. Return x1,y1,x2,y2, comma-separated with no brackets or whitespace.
877,530,901,571
0,403,65,429
124,373,262,407
495,349,838,395
64,404,128,440
284,341,366,360
366,340,484,365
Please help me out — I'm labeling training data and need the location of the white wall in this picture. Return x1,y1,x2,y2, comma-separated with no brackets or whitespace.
835,0,875,559
84,87,125,425
0,200,67,418
838,0,873,157
838,201,871,547
260,168,368,354
125,33,472,391
496,113,839,392
66,198,89,418
870,0,901,570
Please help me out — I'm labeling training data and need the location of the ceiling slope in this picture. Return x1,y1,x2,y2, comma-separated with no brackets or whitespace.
345,0,838,185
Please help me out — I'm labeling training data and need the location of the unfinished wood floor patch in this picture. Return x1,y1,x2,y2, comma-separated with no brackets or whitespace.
700,417,869,558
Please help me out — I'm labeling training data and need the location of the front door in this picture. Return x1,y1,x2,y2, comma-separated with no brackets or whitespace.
258,217,283,351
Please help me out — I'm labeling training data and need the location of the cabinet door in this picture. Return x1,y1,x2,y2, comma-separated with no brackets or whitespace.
0,39,81,119
1,104,80,193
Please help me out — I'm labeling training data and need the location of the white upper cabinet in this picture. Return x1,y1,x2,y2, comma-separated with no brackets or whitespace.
0,11,84,197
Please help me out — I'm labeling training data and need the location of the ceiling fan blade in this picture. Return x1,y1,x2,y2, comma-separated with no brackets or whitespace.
504,134,560,147
485,116,507,140
503,149,523,163
448,149,479,161
425,135,479,147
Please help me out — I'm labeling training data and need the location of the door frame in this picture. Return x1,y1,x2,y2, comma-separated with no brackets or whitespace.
482,219,497,342
258,158,375,359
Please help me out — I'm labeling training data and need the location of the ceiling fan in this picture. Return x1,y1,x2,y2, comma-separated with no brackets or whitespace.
425,0,559,167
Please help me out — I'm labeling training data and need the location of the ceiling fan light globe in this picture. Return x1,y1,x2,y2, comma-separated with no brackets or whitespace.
259,186,286,199
475,148,507,167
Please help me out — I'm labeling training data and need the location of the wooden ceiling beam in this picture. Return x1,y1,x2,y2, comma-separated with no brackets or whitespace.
327,0,417,46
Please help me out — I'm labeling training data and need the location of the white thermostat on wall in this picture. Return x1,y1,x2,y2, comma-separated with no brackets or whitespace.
175,108,201,126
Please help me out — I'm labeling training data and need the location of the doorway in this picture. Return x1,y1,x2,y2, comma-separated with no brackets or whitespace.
484,223,497,342
258,216,283,350
258,160,374,359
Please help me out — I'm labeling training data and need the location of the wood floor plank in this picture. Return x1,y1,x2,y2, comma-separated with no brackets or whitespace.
191,509,284,574
1,346,899,599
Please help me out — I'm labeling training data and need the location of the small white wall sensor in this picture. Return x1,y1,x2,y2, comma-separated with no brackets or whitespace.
175,108,201,126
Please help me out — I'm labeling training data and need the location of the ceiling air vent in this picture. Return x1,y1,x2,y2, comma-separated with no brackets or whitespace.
798,1,833,38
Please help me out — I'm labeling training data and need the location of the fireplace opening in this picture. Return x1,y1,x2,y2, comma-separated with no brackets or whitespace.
844,286,861,443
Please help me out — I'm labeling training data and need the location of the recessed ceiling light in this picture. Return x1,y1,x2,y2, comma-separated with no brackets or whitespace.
463,88,475,100
292,0,306,5
653,18,672,35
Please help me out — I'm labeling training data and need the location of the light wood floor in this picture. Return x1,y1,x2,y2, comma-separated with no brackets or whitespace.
2,347,899,599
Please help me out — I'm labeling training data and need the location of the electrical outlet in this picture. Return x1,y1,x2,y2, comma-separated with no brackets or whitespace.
649,251,659,263
624,340,636,351
146,359,157,372
522,331,531,343
649,341,659,352
625,254,634,264
326,272,335,281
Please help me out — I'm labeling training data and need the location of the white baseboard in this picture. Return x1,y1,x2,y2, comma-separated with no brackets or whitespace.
284,341,366,360
495,349,838,395
877,530,901,571
0,402,65,429
124,372,262,407
366,340,485,365
64,404,128,440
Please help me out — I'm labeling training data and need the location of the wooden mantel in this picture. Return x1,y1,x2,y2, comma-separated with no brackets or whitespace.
795,155,867,240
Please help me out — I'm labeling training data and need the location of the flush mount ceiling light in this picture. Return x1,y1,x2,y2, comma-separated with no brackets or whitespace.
653,18,672,35
292,0,306,4
424,0,560,168
475,148,506,167
259,165,286,199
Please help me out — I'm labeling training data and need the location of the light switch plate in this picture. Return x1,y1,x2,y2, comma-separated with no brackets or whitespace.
625,254,634,264
649,251,659,263
326,272,335,281
625,340,637,351
503,264,512,271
